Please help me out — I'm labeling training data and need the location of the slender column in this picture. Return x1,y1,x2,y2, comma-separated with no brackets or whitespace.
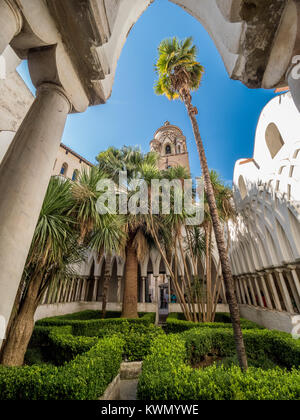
238,277,246,304
253,276,263,308
154,276,159,303
167,276,171,304
247,276,257,307
92,277,99,302
0,0,22,55
141,277,146,304
117,276,122,303
242,277,251,305
259,274,273,310
0,83,71,342
286,271,300,313
276,270,294,313
67,280,74,303
267,273,282,311
80,278,87,301
291,269,300,297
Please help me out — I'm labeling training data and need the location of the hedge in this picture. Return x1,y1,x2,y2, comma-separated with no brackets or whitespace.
182,328,300,369
29,317,162,365
165,312,262,333
0,335,123,400
137,333,300,400
37,311,156,337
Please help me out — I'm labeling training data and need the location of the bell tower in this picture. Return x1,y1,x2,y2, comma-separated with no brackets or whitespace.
150,121,190,173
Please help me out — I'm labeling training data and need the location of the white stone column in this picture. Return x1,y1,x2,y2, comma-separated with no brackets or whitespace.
238,278,246,304
253,276,264,308
247,276,257,307
0,0,22,55
117,276,122,303
92,277,99,302
276,270,294,313
141,277,146,304
0,83,71,342
167,276,171,304
154,276,159,303
80,278,87,301
259,274,273,310
242,277,251,305
286,271,300,313
291,269,300,297
267,273,282,311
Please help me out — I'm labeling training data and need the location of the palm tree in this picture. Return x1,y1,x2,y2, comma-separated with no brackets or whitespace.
155,37,248,370
71,167,126,318
97,147,159,318
0,177,83,366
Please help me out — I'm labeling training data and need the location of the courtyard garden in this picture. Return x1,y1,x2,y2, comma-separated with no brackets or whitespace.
0,310,299,400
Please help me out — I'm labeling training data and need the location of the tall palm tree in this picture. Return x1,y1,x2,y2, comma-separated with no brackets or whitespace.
97,147,159,318
155,37,248,370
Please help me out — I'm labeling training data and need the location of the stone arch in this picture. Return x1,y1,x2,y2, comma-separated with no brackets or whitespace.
288,209,300,257
275,218,295,262
265,123,284,159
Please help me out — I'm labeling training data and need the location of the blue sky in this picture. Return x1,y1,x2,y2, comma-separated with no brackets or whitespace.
18,0,277,184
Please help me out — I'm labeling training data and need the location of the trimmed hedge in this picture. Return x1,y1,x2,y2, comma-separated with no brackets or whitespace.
182,328,300,369
0,335,123,400
165,312,262,333
37,311,156,337
137,333,300,400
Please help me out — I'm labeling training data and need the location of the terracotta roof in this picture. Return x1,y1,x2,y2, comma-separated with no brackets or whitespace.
60,143,94,167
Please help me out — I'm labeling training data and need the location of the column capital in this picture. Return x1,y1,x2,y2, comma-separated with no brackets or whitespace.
37,83,72,114
4,0,23,35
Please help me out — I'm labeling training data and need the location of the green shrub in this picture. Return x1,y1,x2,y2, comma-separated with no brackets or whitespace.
123,325,165,361
37,312,156,337
182,328,300,369
0,335,124,400
137,333,300,400
165,313,262,333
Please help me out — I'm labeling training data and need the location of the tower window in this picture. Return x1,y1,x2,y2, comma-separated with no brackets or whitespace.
165,145,171,155
60,163,68,177
72,170,79,181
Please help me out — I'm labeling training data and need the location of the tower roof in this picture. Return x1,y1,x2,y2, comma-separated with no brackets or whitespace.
154,121,184,139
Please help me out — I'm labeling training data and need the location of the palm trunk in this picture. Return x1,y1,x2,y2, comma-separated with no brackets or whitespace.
0,273,43,367
182,92,248,370
122,238,139,319
101,253,112,319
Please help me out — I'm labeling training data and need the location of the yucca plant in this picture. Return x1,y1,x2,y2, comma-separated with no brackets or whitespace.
0,177,83,366
155,36,248,370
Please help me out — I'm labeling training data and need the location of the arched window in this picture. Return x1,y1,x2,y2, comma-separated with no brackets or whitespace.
165,145,171,155
238,175,247,200
265,123,284,159
60,163,68,177
72,170,79,181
